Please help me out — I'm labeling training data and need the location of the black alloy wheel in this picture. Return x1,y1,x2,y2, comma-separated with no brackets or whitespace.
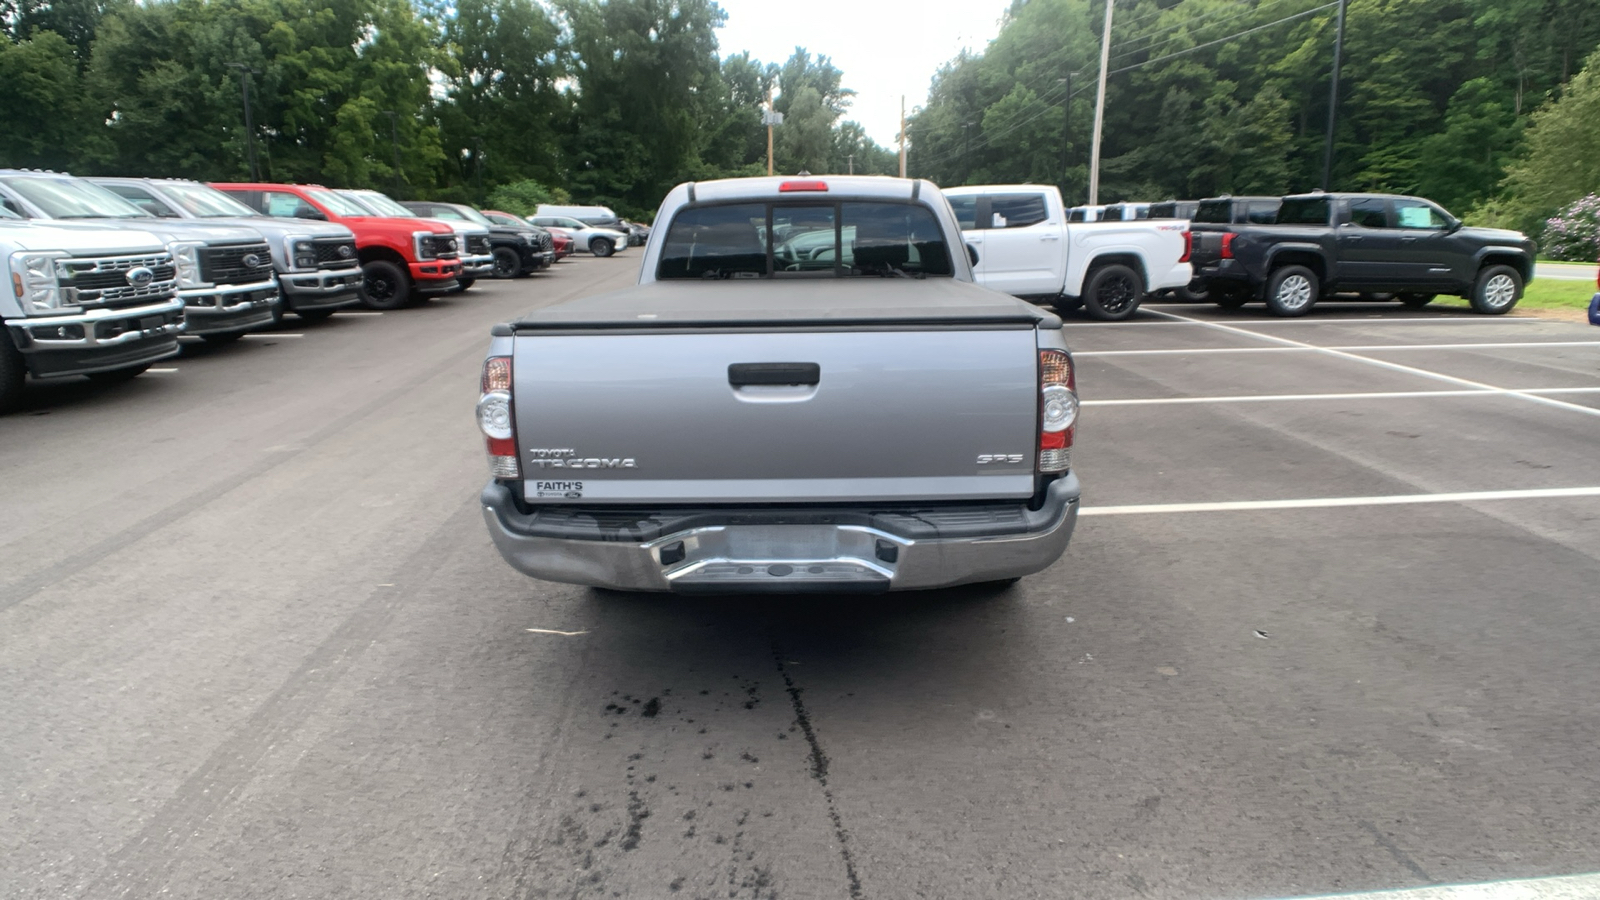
1082,264,1143,321
492,247,521,279
359,259,412,310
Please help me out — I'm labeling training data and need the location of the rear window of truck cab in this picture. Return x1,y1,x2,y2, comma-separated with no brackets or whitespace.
657,201,954,280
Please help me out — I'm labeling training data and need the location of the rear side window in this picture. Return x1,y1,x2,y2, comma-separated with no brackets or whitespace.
261,191,322,218
657,201,954,280
1277,197,1331,225
946,195,977,230
1348,198,1389,228
987,193,1048,229
1194,200,1233,224
1245,201,1280,224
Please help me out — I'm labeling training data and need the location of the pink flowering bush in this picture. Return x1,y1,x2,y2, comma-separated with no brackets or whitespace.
1542,194,1600,262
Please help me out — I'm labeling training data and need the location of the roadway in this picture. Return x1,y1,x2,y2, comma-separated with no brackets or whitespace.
4,261,1600,900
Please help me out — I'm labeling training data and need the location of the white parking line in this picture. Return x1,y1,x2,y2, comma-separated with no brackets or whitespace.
1145,309,1600,421
1081,485,1600,516
338,311,384,316
146,367,179,373
1077,341,1600,357
1265,870,1600,900
241,333,304,339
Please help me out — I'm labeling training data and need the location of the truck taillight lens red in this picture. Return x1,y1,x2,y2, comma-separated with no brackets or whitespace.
779,180,829,192
478,356,519,478
1179,231,1192,263
1220,232,1237,259
1038,349,1078,473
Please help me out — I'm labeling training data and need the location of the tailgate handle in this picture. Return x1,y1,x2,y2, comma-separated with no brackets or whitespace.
729,362,821,387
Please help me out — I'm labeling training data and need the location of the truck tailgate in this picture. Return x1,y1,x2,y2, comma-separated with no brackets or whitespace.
512,327,1040,504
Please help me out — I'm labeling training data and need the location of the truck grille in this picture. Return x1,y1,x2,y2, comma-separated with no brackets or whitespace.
200,242,275,285
58,254,179,309
535,232,552,251
466,235,491,256
313,238,359,268
421,235,458,258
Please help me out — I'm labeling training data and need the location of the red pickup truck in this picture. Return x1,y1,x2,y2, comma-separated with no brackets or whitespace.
212,183,462,309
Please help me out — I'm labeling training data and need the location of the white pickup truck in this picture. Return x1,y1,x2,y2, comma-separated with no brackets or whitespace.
943,184,1191,320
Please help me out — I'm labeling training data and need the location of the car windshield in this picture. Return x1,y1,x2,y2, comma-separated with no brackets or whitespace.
346,190,414,217
658,200,954,280
159,182,258,217
453,206,495,227
304,188,373,217
1,176,150,219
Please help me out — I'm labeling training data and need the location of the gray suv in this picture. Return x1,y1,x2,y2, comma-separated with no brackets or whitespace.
0,171,279,342
91,178,362,323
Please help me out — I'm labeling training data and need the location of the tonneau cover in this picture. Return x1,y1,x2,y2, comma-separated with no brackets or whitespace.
512,279,1059,330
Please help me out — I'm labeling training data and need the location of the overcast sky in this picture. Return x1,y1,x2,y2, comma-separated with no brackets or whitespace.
714,0,1015,148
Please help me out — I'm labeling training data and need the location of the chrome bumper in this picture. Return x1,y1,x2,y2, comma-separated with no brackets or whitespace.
480,474,1080,593
462,253,495,277
279,267,363,310
180,278,280,334
7,298,185,377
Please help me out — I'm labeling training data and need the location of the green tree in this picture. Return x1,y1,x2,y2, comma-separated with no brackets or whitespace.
0,30,93,168
1499,47,1600,231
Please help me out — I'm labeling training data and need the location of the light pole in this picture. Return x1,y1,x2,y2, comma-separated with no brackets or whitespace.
381,111,403,197
225,63,260,181
1058,71,1073,192
1321,0,1349,190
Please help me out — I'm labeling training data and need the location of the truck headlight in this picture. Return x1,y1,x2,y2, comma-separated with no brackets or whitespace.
518,233,535,245
170,242,205,288
285,235,318,269
9,251,73,315
414,230,437,260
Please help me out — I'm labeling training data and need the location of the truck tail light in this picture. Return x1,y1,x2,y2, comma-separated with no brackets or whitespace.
1220,232,1237,260
1179,231,1192,263
478,356,519,478
779,180,829,192
1037,349,1078,473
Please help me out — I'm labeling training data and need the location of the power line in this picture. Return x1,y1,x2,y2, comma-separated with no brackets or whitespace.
910,0,1339,172
1112,0,1299,56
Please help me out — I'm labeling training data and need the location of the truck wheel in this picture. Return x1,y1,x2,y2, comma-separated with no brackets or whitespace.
590,237,615,258
453,277,476,294
1177,281,1209,303
0,335,26,414
1213,287,1249,309
359,259,412,310
1399,293,1435,309
85,363,150,383
492,248,520,279
1082,264,1143,321
1471,265,1521,315
1265,266,1319,317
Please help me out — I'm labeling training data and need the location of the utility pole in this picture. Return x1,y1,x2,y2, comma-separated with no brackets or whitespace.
962,121,974,180
764,88,779,177
1321,0,1348,190
473,135,484,201
847,154,855,175
225,63,260,181
1088,0,1114,205
1059,70,1073,191
898,95,907,178
382,111,403,197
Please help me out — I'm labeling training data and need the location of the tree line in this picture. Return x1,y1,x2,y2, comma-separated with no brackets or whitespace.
0,0,898,220
907,0,1600,246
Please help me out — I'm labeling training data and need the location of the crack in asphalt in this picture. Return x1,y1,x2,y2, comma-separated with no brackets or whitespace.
772,641,864,900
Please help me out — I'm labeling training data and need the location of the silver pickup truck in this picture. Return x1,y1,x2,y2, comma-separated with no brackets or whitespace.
477,176,1081,593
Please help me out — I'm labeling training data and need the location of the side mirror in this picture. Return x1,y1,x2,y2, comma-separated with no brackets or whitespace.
967,243,980,267
299,210,328,221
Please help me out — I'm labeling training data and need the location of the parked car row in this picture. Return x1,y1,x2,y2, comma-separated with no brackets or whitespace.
0,169,574,412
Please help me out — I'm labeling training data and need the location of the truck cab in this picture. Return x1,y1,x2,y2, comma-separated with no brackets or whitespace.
213,183,461,310
0,170,279,341
2,207,185,411
943,184,1191,320
338,189,495,288
90,177,363,323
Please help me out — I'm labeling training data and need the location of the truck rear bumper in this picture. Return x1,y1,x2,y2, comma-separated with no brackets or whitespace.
480,473,1080,593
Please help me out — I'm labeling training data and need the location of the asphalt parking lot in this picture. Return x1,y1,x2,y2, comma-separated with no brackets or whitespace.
4,265,1600,900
